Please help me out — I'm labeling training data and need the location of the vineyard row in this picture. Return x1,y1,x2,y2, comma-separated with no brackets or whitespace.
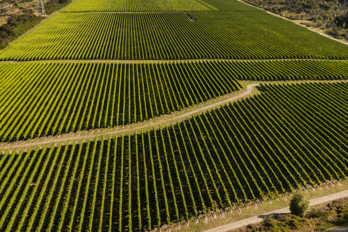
1,82,348,231
1,60,348,142
60,0,256,12
1,12,348,61
0,61,240,142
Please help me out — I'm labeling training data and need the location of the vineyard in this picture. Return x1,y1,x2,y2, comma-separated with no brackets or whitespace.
61,0,217,12
1,0,348,230
1,12,348,61
1,82,348,231
2,60,348,142
60,0,257,12
0,61,240,142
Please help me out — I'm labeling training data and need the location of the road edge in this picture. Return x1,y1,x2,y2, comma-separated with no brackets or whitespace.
204,189,348,232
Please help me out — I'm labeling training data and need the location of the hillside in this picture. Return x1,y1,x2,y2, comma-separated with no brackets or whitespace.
0,0,348,231
0,0,70,49
243,0,348,41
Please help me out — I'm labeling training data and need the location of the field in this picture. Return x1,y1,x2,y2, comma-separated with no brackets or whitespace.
1,12,348,60
1,82,348,231
0,61,241,141
61,0,217,12
61,0,256,12
1,60,348,142
1,0,348,231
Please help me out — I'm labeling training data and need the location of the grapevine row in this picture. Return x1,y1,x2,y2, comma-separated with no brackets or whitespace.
60,0,255,12
1,82,348,231
61,0,216,12
0,61,240,141
2,60,348,141
1,12,348,60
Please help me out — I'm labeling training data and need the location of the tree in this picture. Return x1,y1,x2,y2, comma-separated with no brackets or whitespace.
290,193,309,217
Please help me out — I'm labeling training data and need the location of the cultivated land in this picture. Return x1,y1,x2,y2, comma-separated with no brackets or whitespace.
2,60,348,142
2,11,348,60
1,0,348,231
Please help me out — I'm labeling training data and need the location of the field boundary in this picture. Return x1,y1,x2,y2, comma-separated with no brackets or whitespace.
204,189,348,232
237,0,348,46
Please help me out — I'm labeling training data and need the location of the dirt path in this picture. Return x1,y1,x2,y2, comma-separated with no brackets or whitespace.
1,79,347,151
0,84,258,151
237,0,348,46
204,190,348,232
1,58,347,64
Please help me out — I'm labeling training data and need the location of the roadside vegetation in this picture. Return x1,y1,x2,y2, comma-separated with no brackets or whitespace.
0,0,70,49
238,197,348,231
242,0,348,41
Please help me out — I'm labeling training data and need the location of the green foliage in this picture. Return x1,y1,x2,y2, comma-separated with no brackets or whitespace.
315,221,335,231
44,0,72,15
244,0,348,41
1,83,348,231
60,0,257,12
0,61,241,142
0,14,43,49
1,11,348,60
308,208,330,219
62,0,215,12
290,193,310,217
337,203,348,224
2,60,348,142
1,61,348,142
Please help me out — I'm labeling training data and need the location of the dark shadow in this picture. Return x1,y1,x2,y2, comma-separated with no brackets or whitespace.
185,12,197,21
255,85,267,92
258,212,288,219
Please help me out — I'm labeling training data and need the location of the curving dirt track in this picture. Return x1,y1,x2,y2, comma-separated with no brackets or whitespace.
1,79,348,151
0,84,259,151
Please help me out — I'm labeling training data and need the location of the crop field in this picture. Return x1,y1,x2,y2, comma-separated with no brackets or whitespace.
1,12,348,61
1,0,348,230
0,61,241,141
61,0,217,12
1,60,348,142
60,0,256,12
1,82,348,231
201,0,258,11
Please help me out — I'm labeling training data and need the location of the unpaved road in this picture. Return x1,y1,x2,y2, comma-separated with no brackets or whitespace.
0,84,259,151
204,189,348,232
